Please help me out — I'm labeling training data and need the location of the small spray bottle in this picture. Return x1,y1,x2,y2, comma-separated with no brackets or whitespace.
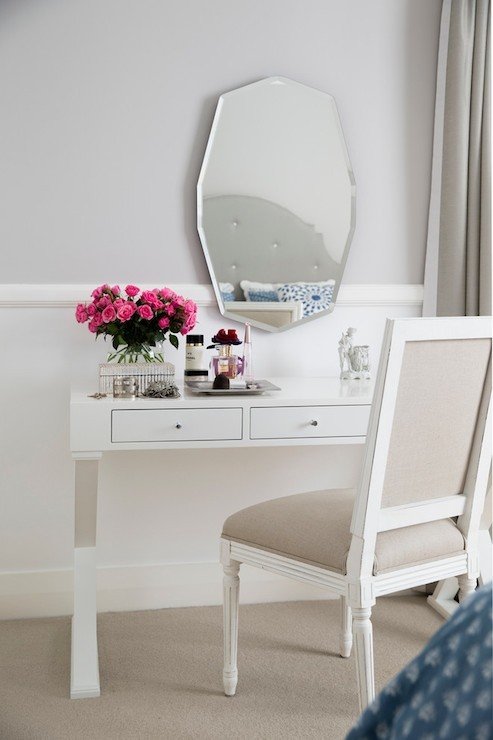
242,323,254,384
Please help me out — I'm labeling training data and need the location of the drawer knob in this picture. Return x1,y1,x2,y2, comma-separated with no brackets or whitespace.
175,423,182,429
309,419,319,426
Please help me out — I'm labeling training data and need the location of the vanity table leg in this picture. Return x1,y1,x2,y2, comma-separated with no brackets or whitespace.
71,455,101,699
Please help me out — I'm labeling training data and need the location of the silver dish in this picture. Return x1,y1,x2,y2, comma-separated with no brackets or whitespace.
185,379,281,395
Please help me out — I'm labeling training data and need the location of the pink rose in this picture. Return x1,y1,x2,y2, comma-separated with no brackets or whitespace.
97,295,111,309
158,316,170,329
113,298,125,308
117,302,136,322
166,304,176,316
173,296,185,308
111,285,120,295
101,305,117,323
92,312,104,327
138,304,154,320
75,304,88,323
180,314,196,334
184,299,197,315
88,318,99,333
159,288,175,300
125,285,140,297
86,303,96,317
141,290,160,307
91,285,104,299
95,283,110,297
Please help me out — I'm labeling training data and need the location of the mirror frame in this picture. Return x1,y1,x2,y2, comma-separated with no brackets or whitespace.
197,76,356,332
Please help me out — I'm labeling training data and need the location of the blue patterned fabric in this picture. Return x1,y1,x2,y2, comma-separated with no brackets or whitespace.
240,281,280,302
218,282,235,302
277,281,335,316
347,583,493,740
247,290,279,302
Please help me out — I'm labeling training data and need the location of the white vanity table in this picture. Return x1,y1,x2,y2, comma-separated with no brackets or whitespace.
69,377,373,698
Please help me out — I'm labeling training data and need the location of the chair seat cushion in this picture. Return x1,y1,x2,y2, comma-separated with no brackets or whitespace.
222,489,466,575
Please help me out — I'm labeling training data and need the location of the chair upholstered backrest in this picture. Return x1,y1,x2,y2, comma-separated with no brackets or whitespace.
348,317,492,580
381,338,490,508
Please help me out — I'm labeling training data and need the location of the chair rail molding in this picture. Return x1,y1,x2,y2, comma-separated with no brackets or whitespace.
0,283,424,309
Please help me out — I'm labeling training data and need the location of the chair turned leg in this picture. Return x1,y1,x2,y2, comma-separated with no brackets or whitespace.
340,596,352,658
223,561,240,696
352,606,375,711
458,574,477,604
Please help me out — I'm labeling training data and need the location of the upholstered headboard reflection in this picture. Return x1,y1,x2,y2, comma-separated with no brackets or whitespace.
202,195,340,300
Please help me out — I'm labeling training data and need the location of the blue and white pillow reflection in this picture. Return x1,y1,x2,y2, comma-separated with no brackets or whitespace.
277,281,335,316
247,290,279,302
218,282,235,302
240,280,280,302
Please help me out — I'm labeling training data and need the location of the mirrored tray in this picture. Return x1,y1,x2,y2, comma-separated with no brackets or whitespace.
185,379,281,396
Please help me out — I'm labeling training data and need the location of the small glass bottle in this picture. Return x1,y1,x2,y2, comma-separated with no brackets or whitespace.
185,335,208,381
242,323,253,383
211,344,241,379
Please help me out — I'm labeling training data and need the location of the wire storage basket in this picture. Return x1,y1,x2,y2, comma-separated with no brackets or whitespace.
99,361,175,396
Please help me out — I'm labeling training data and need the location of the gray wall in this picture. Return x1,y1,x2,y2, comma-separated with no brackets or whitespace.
0,0,437,614
0,0,441,285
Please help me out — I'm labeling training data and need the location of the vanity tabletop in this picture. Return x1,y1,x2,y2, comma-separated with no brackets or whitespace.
71,377,374,409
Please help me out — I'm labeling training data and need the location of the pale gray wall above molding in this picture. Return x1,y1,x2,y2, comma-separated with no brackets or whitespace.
0,0,441,285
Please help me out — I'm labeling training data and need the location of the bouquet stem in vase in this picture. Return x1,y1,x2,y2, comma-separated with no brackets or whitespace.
106,343,164,364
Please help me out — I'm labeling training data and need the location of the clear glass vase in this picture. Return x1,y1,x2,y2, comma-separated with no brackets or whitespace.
107,343,164,364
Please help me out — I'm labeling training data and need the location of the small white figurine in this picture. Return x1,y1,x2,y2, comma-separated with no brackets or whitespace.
338,327,370,380
338,327,356,377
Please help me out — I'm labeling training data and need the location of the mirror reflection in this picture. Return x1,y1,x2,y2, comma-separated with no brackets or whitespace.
198,77,355,331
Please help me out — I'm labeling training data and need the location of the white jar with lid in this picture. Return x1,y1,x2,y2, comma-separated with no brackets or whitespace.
185,334,208,380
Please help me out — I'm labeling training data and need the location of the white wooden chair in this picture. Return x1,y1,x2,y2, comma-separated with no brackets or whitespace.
220,317,492,710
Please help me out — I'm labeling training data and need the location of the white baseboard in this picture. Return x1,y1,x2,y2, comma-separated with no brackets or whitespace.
0,561,331,620
0,283,423,309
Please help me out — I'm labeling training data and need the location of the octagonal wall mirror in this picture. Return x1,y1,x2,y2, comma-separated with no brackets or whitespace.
197,77,355,331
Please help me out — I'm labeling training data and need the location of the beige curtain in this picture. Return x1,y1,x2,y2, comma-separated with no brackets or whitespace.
424,0,491,317
424,0,492,578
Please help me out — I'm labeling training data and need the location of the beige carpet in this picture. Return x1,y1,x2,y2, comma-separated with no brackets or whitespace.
0,595,443,740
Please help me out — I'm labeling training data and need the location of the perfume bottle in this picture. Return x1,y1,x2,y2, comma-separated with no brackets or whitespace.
208,329,243,380
211,344,241,379
242,323,254,383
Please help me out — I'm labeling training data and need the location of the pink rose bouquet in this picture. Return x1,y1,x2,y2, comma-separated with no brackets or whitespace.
76,284,197,362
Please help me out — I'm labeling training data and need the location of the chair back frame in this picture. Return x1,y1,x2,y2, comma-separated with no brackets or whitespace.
347,317,492,585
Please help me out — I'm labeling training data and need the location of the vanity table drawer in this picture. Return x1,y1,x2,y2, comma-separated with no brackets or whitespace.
111,408,243,443
250,405,370,440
